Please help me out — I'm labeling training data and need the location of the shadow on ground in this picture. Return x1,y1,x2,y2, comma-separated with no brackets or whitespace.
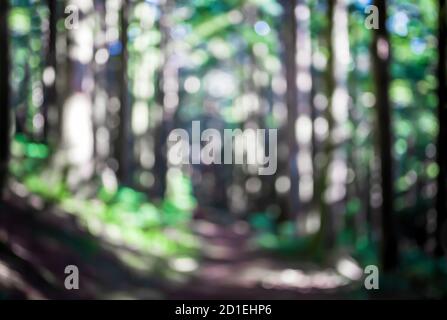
0,193,360,299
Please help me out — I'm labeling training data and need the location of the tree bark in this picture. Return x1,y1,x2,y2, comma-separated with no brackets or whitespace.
436,0,447,256
372,0,398,271
42,0,57,142
117,0,132,185
312,0,335,256
0,1,10,198
281,0,300,221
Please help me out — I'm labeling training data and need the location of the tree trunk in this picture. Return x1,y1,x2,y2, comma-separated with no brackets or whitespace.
312,0,335,257
154,0,179,199
0,1,10,198
62,0,95,187
42,0,57,142
117,0,132,185
436,0,447,256
372,0,398,271
152,2,170,200
295,0,314,226
281,0,300,221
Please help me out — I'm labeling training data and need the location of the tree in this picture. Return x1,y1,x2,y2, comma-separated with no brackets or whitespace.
154,0,179,199
61,0,95,187
152,1,171,200
0,1,9,197
281,0,300,221
371,0,398,270
311,0,336,257
42,0,57,142
117,0,132,186
295,0,314,224
328,0,350,246
436,0,447,256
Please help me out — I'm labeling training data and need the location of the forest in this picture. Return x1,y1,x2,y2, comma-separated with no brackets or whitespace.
0,0,446,299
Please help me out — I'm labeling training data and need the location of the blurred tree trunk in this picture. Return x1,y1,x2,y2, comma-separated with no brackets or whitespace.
295,0,314,228
281,0,300,221
329,0,350,243
311,0,335,258
0,1,10,198
42,0,57,142
92,0,106,168
436,0,447,256
372,0,398,271
153,1,170,200
56,2,69,143
153,0,179,199
346,0,363,246
117,0,132,185
61,1,95,187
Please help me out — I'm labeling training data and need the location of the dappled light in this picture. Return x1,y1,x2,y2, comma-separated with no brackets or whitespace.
0,0,447,301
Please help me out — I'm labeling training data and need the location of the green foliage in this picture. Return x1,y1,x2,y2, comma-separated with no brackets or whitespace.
5,0,447,298
162,170,197,225
9,135,199,259
9,7,31,34
249,212,275,232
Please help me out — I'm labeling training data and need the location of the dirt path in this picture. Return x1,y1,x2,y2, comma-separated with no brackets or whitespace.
165,220,355,299
0,196,356,299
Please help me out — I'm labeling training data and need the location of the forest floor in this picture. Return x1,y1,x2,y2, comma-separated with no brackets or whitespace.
0,193,360,299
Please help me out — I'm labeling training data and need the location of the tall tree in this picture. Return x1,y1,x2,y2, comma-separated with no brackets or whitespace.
42,0,57,142
154,0,179,199
281,0,300,221
436,0,447,256
372,0,398,270
330,0,350,244
62,0,95,187
117,0,132,185
0,1,9,198
313,0,335,256
295,0,314,223
152,1,168,200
